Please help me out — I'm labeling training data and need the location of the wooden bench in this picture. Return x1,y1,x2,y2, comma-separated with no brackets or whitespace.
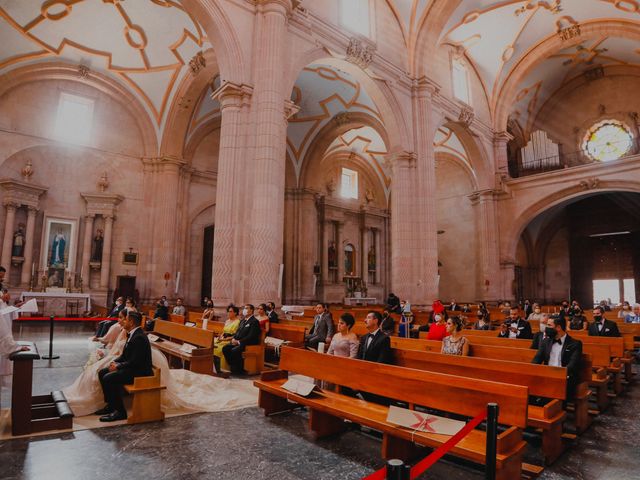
391,348,567,465
152,320,215,375
392,337,594,434
124,367,166,424
243,331,266,375
255,347,529,480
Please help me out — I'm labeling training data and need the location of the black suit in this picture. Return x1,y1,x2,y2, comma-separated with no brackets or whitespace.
353,330,391,404
357,330,391,364
380,315,395,335
267,310,279,324
530,331,545,350
95,303,125,337
588,319,620,337
506,318,533,339
222,316,261,374
98,327,152,414
532,334,582,399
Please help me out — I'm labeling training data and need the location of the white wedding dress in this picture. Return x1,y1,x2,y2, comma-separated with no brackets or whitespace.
64,328,258,417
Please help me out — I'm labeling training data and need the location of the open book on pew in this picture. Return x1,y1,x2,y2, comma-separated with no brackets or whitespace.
386,405,465,436
282,374,322,397
147,334,162,342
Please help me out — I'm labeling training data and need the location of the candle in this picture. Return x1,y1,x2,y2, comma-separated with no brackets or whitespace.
31,262,35,277
175,271,181,294
80,266,84,279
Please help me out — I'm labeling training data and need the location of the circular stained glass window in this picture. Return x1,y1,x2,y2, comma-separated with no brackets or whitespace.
583,120,633,162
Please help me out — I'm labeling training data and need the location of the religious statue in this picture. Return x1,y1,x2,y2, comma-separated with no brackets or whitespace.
328,241,337,269
344,245,354,276
368,245,376,272
48,269,63,288
50,230,66,267
91,229,104,262
12,224,25,257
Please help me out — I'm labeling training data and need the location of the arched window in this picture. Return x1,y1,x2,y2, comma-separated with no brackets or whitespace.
341,167,358,199
583,120,633,162
451,58,471,105
339,0,371,39
344,244,355,276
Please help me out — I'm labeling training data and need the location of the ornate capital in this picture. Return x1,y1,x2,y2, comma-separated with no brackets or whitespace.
415,76,440,97
254,0,295,16
4,201,19,211
284,99,300,120
0,179,47,209
384,150,416,170
578,177,600,190
458,105,475,127
211,81,253,110
27,206,39,215
346,37,375,69
494,130,513,145
189,51,206,75
333,111,351,127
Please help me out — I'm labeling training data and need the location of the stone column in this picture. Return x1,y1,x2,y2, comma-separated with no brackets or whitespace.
413,78,442,304
211,82,253,306
80,215,94,285
336,221,344,280
100,215,114,288
494,131,512,178
322,221,331,284
1,203,18,278
361,225,369,286
374,228,381,284
20,207,38,286
470,190,501,301
388,150,417,300
247,0,294,303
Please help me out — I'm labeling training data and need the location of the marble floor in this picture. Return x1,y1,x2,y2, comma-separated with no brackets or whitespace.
1,323,638,480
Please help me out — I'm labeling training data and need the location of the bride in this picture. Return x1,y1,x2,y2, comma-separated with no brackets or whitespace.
64,311,258,417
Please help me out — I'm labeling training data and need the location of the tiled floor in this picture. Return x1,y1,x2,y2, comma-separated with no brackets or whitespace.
1,323,638,479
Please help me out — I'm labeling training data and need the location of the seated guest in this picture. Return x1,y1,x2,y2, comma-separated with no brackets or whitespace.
461,303,472,313
255,303,270,334
305,303,334,350
472,311,491,330
222,304,261,375
213,305,241,373
532,315,583,400
398,300,413,338
427,314,448,341
145,297,169,331
385,292,402,314
201,296,210,308
93,297,124,339
531,312,550,350
522,299,533,319
627,304,640,324
505,307,533,339
527,303,544,322
446,299,459,311
380,309,395,335
124,297,137,312
266,302,279,324
588,306,620,337
96,311,152,422
327,313,359,358
202,299,215,322
558,301,573,319
172,298,186,317
357,311,391,364
569,309,588,331
442,316,469,356
618,302,634,322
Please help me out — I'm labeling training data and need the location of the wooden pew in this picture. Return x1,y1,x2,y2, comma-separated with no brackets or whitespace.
391,348,566,465
255,347,529,480
152,320,215,375
124,367,166,424
392,337,593,434
269,324,306,346
243,331,266,375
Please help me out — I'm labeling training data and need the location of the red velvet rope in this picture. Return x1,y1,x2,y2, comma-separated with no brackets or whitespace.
16,317,110,321
362,409,488,480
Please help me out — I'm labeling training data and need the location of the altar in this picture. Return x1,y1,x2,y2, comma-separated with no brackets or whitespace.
344,297,377,306
19,292,91,316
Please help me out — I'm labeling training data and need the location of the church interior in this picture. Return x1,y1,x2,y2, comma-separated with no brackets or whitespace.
1,1,639,479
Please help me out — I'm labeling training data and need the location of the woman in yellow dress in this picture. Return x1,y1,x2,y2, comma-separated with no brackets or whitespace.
213,305,241,373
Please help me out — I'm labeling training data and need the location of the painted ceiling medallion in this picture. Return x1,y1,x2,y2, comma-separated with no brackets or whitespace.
41,0,73,21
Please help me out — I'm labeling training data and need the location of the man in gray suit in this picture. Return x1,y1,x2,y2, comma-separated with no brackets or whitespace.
305,303,334,350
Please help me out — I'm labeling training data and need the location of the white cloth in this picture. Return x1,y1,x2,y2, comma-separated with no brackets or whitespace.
0,303,20,388
63,331,258,416
549,334,566,367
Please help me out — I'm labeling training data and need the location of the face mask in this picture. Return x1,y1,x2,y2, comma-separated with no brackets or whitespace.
594,315,602,322
242,308,249,316
545,327,557,338
534,308,541,314
540,322,546,332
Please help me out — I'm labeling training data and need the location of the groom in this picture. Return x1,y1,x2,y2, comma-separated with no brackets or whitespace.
96,311,152,422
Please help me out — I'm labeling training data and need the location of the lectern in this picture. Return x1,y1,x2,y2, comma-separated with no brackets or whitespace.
9,341,74,436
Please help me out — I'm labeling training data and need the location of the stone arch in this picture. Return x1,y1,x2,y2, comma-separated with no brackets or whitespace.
438,120,489,189
495,19,640,131
505,181,640,263
184,201,216,305
183,116,222,168
161,49,220,158
0,62,158,157
179,0,248,85
286,49,410,151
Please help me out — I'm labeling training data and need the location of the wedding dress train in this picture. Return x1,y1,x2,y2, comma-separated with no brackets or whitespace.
64,330,258,417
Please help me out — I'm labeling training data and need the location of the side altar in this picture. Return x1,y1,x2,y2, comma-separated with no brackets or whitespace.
19,292,92,316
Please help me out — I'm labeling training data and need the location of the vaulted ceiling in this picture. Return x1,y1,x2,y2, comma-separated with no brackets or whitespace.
439,0,640,130
0,0,211,140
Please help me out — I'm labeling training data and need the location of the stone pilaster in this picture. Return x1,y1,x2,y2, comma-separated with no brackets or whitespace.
210,82,253,306
494,131,512,178
80,215,94,284
1,203,17,278
469,190,501,301
100,215,114,288
246,0,295,303
20,207,38,286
